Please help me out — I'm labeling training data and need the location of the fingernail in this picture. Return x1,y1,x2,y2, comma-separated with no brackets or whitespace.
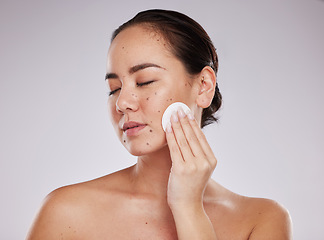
166,122,172,133
184,108,194,120
178,108,185,118
171,111,178,122
187,112,195,120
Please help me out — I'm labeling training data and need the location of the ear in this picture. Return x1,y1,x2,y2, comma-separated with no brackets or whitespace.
195,66,216,108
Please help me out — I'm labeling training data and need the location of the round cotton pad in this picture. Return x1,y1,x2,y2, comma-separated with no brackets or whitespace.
162,102,191,132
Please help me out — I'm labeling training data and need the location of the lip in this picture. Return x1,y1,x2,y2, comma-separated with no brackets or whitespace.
122,121,147,136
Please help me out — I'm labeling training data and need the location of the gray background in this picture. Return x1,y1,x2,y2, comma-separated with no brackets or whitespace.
1,0,323,239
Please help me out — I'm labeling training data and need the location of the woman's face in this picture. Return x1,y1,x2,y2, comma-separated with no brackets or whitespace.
106,25,200,156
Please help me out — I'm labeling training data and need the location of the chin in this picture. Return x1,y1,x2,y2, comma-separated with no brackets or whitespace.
122,137,168,157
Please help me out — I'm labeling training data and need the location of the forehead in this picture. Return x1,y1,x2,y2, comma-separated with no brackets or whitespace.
110,25,166,49
107,25,173,70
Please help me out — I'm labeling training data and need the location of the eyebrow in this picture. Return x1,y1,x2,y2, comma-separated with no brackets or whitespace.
105,63,165,80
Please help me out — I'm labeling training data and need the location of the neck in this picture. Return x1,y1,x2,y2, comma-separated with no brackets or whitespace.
130,145,172,200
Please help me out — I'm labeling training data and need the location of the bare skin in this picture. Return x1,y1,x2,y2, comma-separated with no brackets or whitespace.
27,166,291,239
27,25,292,239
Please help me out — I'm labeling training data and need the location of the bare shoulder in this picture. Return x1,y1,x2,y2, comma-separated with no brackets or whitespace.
246,197,293,240
26,184,87,239
204,181,292,239
26,167,132,240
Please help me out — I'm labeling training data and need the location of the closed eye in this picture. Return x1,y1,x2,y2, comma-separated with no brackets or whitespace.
137,80,155,87
108,88,121,96
108,81,154,96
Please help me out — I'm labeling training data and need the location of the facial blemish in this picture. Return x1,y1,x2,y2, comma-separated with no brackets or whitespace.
150,129,153,132
158,110,160,113
123,140,126,143
155,92,157,95
146,142,149,145
146,97,150,100
187,81,192,87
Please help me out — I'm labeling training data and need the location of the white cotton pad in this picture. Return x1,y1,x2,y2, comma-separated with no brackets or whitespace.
162,102,191,132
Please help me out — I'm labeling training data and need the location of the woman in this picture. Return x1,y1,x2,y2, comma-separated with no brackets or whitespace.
27,9,292,239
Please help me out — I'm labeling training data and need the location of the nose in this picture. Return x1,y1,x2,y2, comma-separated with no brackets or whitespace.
115,87,139,114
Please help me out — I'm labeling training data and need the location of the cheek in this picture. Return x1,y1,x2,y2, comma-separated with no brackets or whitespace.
142,90,178,124
107,99,119,124
107,99,114,113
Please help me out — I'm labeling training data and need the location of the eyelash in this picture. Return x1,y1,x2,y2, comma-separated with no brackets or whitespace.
108,80,155,96
137,80,155,87
108,88,120,96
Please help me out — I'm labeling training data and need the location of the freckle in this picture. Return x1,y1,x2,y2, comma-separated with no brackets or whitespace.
150,129,153,132
185,83,187,87
158,110,160,113
123,140,126,143
146,97,149,100
146,142,149,145
169,98,172,101
155,92,157,95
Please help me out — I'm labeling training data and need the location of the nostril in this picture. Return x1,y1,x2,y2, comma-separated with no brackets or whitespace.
116,98,137,114
116,105,123,114
115,87,139,113
116,101,124,113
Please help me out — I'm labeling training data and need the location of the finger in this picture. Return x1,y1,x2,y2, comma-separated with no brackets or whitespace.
177,108,205,158
170,111,195,162
165,123,185,165
187,114,217,167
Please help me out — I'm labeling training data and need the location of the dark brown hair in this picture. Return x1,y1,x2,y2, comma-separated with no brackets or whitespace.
111,9,222,128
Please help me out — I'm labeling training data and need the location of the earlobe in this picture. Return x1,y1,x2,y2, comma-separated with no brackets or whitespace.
196,66,216,108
